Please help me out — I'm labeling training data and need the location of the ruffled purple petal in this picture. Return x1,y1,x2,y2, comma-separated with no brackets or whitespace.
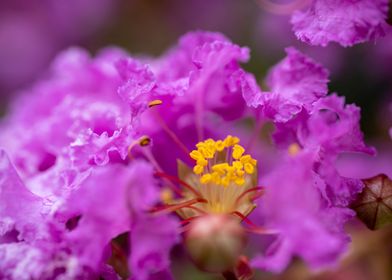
0,47,138,176
253,153,352,272
259,47,329,122
291,0,390,47
302,94,376,155
129,215,179,280
152,31,252,121
266,47,329,108
0,150,46,241
57,160,160,272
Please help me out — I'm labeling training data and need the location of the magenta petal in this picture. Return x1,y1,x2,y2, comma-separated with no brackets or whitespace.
129,215,179,280
253,153,351,272
260,47,329,122
291,0,390,46
0,150,46,242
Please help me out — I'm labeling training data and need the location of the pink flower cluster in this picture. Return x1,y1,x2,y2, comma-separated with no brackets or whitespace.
0,32,374,279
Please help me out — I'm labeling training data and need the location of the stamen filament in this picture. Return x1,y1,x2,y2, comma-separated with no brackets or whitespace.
183,205,208,215
155,171,203,198
138,148,184,197
235,187,265,205
250,191,264,201
231,211,277,235
151,109,190,156
151,198,207,214
128,135,152,159
180,216,199,225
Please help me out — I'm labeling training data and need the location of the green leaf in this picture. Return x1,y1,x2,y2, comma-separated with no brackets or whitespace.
351,174,392,230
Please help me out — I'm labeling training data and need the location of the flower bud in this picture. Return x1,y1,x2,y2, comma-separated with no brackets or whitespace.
185,214,246,273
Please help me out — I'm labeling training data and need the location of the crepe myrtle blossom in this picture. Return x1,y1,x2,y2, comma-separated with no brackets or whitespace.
0,31,258,279
248,47,375,272
0,31,374,279
259,0,391,47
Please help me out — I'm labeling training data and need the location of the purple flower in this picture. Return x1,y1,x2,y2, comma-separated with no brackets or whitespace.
291,0,390,47
255,47,329,122
0,144,176,278
266,47,329,109
130,215,179,280
117,31,259,172
0,150,47,242
272,94,375,206
0,30,260,278
0,30,377,278
252,152,353,272
0,47,137,176
246,46,375,271
118,31,253,123
0,42,184,278
304,94,375,155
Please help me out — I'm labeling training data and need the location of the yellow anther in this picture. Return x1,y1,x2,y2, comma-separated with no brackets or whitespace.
191,136,257,187
209,145,217,155
193,165,204,175
239,155,251,164
204,139,215,146
224,135,240,147
199,147,215,159
190,150,204,161
148,99,163,108
128,135,152,158
288,143,301,156
226,166,235,174
196,158,208,167
139,136,151,147
240,155,257,166
200,174,212,184
244,163,255,174
232,161,243,170
232,144,245,160
235,177,245,186
215,140,225,151
196,142,205,149
212,163,229,174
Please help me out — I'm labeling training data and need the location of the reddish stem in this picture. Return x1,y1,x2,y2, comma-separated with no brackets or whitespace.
235,186,265,205
151,198,207,214
231,211,277,235
155,171,203,198
180,216,199,225
152,109,190,156
183,205,208,215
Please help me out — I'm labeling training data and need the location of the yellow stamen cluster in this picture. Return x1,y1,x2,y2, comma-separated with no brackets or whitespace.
189,136,257,187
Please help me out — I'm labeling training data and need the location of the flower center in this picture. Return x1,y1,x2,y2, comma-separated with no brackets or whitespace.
189,136,257,187
136,100,263,226
160,136,261,221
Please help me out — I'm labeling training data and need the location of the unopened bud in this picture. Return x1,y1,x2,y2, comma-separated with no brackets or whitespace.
185,214,246,273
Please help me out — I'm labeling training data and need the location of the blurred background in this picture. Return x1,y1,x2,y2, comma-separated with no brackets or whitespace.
1,0,391,279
